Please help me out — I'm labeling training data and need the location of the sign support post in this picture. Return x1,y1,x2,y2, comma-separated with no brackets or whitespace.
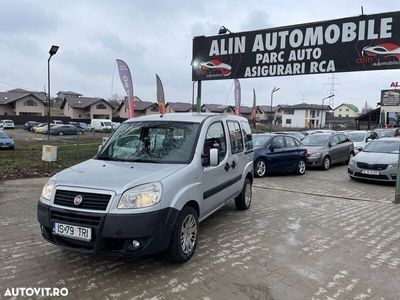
196,81,202,113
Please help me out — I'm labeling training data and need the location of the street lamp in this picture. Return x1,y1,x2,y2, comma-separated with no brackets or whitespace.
47,45,59,140
320,94,334,128
270,87,280,133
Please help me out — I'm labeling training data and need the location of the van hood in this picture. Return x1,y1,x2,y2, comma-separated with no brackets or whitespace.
55,159,186,193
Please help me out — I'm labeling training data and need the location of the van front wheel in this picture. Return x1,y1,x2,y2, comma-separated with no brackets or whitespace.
235,178,252,210
166,206,198,263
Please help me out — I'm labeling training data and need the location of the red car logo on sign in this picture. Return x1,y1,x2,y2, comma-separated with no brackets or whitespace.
197,59,232,77
362,43,400,61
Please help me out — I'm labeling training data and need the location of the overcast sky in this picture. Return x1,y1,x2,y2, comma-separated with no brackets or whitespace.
0,0,399,110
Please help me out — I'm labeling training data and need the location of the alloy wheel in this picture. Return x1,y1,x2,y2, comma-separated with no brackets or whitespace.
180,214,197,255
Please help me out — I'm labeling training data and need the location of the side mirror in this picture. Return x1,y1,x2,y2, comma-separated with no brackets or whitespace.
367,138,372,142
98,145,102,153
210,148,219,166
357,146,363,152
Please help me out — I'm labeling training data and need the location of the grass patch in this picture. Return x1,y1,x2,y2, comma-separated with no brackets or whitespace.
0,143,99,181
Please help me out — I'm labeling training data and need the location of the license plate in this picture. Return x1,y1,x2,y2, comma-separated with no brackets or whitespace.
361,169,380,175
52,222,92,241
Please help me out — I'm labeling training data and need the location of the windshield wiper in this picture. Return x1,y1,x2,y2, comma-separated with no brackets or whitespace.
97,157,129,162
130,158,162,163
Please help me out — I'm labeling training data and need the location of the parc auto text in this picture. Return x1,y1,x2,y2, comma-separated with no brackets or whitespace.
207,18,393,77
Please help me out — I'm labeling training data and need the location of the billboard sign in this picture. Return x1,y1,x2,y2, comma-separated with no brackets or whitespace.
381,89,400,106
192,11,400,81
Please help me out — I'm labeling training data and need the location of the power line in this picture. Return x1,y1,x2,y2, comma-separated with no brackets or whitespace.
324,74,340,107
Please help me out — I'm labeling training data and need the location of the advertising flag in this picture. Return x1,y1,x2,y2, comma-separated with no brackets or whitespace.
156,74,166,114
234,79,241,115
116,59,135,117
251,89,257,118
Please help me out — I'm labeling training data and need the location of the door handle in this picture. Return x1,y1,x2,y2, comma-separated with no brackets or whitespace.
224,162,230,172
231,160,237,169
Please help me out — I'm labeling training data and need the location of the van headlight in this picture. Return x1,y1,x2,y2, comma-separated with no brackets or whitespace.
41,176,56,200
118,182,162,209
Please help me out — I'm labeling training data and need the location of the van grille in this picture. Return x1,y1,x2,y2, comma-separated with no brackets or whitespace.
50,210,102,226
356,162,388,170
54,189,111,211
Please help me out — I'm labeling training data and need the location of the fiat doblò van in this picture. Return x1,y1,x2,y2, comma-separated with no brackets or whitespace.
37,113,254,262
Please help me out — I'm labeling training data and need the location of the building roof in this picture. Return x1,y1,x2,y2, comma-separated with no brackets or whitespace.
333,103,359,112
60,96,110,109
117,99,157,112
257,105,280,113
202,104,234,113
238,105,262,114
0,89,47,105
283,103,332,110
57,91,83,97
166,102,194,112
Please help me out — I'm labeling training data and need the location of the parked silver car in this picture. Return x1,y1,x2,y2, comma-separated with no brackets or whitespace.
302,133,354,170
37,113,254,263
348,138,400,182
345,130,379,153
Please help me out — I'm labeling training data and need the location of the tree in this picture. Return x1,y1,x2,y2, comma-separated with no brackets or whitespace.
361,101,373,114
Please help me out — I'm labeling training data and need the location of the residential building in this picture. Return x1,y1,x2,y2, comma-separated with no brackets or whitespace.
257,105,282,125
201,104,235,114
237,106,263,121
0,89,47,116
165,102,194,113
117,100,159,119
333,103,359,118
281,103,332,128
60,94,114,119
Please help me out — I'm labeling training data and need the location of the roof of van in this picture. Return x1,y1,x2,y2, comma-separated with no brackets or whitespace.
125,113,249,123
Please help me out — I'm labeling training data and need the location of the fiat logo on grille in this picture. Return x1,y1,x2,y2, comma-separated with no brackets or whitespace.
73,195,83,206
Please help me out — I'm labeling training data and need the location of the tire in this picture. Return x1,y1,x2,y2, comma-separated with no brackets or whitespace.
345,152,354,164
322,156,331,170
58,131,64,136
254,159,267,177
235,178,252,210
166,206,199,263
297,159,306,175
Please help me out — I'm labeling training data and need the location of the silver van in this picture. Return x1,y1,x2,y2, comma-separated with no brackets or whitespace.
37,113,254,262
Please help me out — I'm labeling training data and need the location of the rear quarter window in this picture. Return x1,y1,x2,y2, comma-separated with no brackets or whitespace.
227,121,244,154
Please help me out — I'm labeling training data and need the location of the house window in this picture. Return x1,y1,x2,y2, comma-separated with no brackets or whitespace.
339,108,342,112
96,103,107,109
346,114,349,117
124,106,127,113
338,114,342,117
151,106,158,112
23,99,38,106
4,112,7,116
226,108,231,113
346,108,349,111
285,119,292,124
79,114,82,118
317,110,320,116
284,109,294,115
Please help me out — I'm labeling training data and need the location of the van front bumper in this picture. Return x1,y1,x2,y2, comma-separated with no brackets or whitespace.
37,202,179,256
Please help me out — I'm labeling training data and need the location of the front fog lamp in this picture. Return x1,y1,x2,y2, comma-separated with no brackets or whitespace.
118,182,162,209
41,176,56,200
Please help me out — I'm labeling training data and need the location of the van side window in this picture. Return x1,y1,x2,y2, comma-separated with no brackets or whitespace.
203,122,227,165
241,121,253,152
227,121,244,154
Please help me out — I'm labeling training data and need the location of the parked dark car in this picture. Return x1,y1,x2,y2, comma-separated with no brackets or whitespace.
69,122,91,132
50,125,85,136
303,133,354,170
0,131,15,149
24,121,40,131
253,133,307,177
275,131,306,140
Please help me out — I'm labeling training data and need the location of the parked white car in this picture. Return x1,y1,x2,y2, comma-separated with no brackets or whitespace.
0,120,15,129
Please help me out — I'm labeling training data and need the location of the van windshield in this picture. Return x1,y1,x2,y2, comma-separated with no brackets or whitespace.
97,121,200,163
